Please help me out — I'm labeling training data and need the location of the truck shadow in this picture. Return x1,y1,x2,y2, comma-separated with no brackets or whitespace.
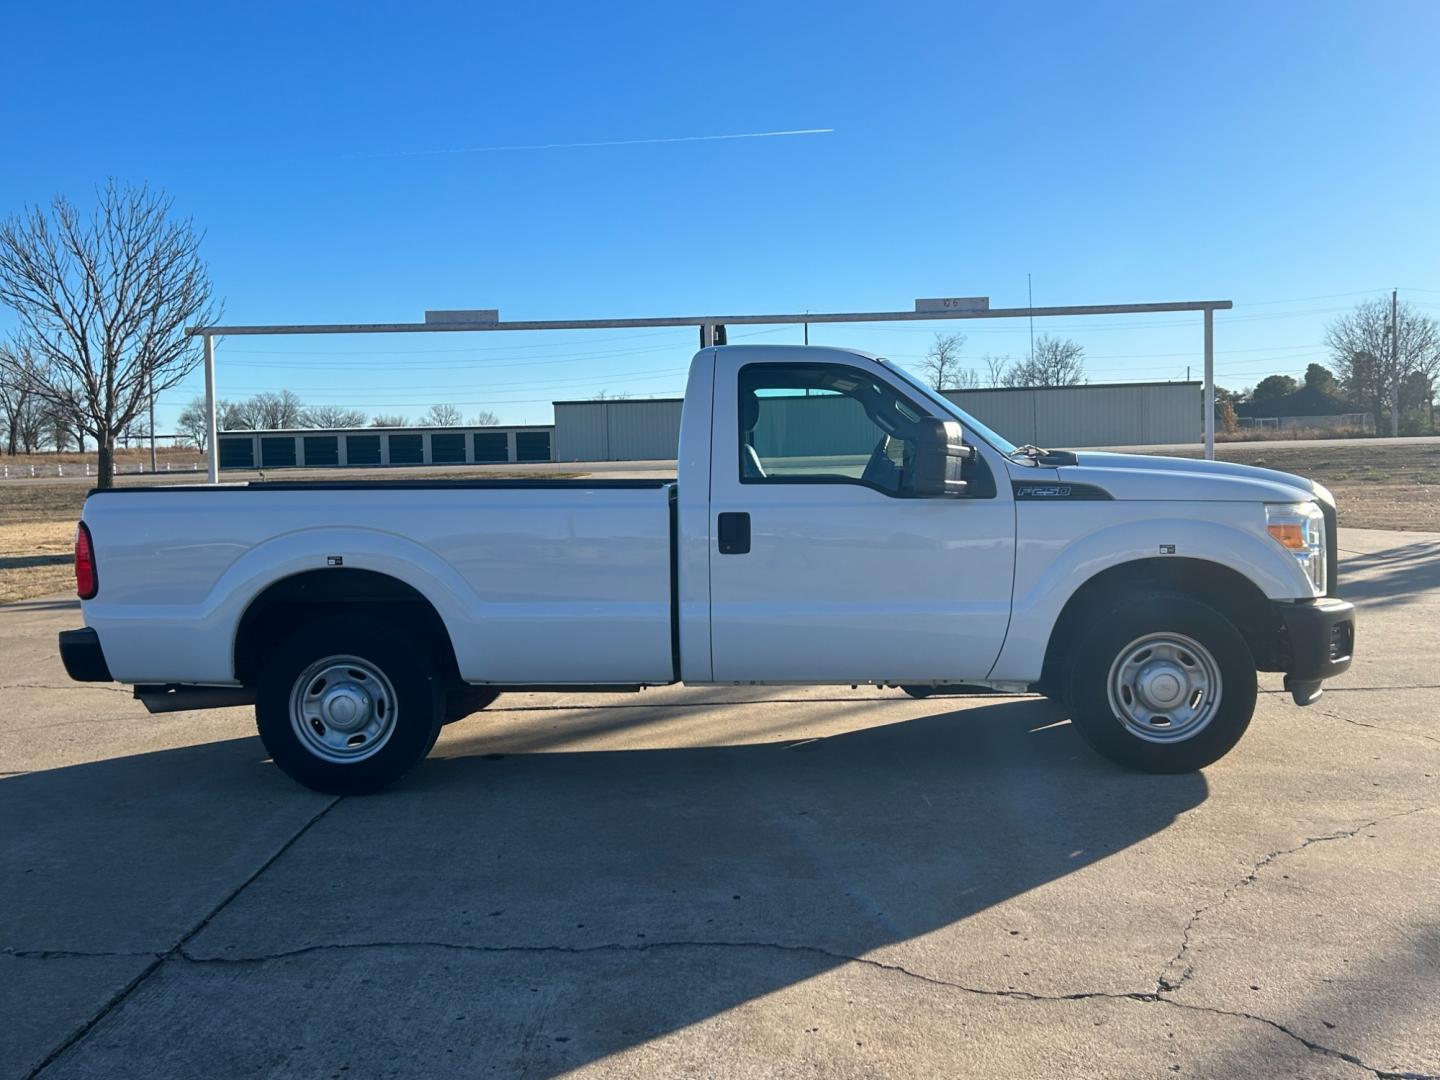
1337,539,1440,607
2,697,1208,1077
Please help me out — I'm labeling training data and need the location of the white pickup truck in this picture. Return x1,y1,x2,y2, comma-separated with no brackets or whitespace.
60,344,1355,793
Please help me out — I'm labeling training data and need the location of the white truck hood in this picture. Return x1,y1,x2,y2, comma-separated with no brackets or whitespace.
1048,451,1334,506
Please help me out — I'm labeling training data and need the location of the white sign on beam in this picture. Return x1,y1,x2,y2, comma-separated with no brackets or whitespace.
424,309,499,325
914,297,989,313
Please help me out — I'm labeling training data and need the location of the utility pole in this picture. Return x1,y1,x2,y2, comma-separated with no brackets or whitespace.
1389,288,1400,437
148,371,158,472
1027,273,1035,363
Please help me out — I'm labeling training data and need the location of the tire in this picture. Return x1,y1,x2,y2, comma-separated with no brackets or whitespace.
443,686,500,725
1063,591,1256,773
255,615,444,794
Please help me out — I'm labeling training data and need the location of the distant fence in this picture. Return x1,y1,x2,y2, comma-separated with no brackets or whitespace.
0,461,204,480
1237,413,1375,434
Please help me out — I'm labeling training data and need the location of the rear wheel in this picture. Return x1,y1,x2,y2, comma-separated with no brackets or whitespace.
1064,592,1256,773
256,616,444,794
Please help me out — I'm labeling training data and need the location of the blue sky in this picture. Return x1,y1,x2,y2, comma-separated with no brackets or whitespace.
4,0,1439,430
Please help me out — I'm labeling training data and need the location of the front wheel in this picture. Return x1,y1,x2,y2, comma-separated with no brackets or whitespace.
255,615,444,794
1064,592,1256,773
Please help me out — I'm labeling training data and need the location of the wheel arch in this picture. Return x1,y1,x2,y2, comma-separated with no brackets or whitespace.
1039,557,1284,694
234,568,461,688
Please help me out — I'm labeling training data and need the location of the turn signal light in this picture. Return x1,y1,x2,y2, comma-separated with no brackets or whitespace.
1266,522,1306,550
75,522,98,599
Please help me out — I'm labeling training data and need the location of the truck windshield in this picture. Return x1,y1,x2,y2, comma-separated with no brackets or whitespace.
881,360,1018,455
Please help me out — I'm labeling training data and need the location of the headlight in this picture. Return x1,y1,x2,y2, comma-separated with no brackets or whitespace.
1266,502,1327,595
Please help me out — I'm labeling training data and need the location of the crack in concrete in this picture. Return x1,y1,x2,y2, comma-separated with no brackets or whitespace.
171,938,1432,1080
23,795,341,1080
1316,708,1440,746
5,948,160,961
1258,685,1440,695
1156,806,1433,999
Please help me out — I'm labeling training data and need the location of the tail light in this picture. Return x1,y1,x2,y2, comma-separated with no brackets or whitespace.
75,522,98,599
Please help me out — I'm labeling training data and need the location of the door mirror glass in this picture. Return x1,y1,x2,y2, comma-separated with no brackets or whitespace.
905,419,970,498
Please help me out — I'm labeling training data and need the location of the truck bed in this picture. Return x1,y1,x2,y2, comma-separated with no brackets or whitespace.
81,479,677,687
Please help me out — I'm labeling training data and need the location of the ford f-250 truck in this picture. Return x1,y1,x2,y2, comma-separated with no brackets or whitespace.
59,344,1355,794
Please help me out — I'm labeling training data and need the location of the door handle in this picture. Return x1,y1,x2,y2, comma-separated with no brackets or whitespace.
717,512,751,555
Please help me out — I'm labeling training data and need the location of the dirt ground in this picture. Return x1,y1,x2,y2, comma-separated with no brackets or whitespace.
2,440,1436,603
1172,440,1440,532
0,446,203,468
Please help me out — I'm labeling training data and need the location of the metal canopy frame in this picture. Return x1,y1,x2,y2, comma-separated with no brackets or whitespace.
187,299,1232,482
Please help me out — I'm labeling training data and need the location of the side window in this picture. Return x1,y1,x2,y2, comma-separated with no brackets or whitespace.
738,363,928,495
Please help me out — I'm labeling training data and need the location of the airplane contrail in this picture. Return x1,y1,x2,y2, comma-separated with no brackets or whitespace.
381,127,836,157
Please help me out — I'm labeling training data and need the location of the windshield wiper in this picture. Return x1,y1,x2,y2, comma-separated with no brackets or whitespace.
1007,444,1079,466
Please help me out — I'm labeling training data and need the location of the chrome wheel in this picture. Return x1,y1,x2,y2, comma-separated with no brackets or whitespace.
289,655,399,764
1106,632,1222,744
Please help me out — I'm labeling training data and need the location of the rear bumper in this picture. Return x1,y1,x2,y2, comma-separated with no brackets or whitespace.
58,628,114,683
1273,598,1355,704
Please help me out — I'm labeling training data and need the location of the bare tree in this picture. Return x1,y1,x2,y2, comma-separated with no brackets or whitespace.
370,414,410,428
176,397,210,448
242,390,306,430
0,340,48,454
421,403,463,427
982,354,1010,387
0,183,219,487
177,395,255,447
49,405,72,452
470,409,499,427
920,333,974,390
1002,336,1085,387
1326,298,1440,436
302,405,367,430
591,390,630,401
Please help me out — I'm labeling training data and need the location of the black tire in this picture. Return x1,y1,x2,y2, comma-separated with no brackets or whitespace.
256,615,444,795
1064,591,1256,773
443,686,500,725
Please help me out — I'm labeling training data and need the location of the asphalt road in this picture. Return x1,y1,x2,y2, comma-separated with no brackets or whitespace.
2,528,1437,1079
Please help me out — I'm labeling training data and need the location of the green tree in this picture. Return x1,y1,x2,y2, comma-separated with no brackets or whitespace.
1251,374,1298,403
1303,363,1336,395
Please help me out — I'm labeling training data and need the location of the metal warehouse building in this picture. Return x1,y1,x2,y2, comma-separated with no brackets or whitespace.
549,381,1202,462
944,381,1201,448
552,398,685,462
217,424,553,471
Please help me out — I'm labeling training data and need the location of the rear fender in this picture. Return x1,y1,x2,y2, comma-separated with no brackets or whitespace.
91,527,472,685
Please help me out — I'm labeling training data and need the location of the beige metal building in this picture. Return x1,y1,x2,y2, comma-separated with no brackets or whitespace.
944,381,1201,448
551,381,1202,462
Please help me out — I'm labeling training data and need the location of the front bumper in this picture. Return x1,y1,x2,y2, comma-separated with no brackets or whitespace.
1273,597,1355,704
58,628,114,683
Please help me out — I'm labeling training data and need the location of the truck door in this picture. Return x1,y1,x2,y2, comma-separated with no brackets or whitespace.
707,352,1016,684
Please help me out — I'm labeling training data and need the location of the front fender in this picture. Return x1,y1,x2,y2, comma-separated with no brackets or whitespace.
989,510,1311,682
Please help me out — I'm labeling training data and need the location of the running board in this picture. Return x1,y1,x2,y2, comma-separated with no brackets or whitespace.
135,684,256,714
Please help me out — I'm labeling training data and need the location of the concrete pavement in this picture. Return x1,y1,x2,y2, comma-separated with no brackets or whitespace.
1,529,1437,1079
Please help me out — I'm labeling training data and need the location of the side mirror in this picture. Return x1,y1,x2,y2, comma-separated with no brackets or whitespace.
907,418,970,497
